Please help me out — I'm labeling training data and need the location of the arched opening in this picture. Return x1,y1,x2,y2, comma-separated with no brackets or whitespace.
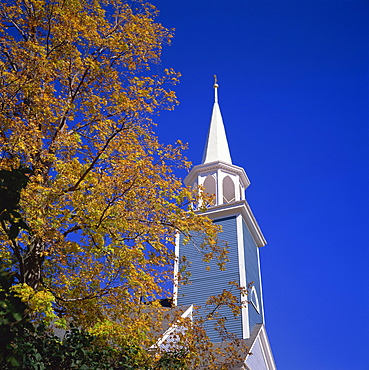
203,175,216,205
191,182,198,209
250,286,260,313
223,176,235,203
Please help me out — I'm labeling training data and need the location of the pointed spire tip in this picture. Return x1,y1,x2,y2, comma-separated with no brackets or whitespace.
213,75,219,103
213,74,219,88
201,76,232,164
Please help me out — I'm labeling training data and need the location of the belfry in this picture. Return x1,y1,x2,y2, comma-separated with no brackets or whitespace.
175,79,276,369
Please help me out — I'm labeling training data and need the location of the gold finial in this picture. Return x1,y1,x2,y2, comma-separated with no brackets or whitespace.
213,75,219,103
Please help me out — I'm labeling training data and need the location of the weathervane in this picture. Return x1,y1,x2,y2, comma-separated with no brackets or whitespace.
214,74,218,88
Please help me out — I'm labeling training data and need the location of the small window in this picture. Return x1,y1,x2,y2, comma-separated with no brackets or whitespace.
203,175,216,205
250,286,260,313
223,176,235,203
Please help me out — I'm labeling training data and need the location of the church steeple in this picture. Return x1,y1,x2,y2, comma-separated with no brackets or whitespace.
175,79,276,369
184,78,250,208
201,77,232,164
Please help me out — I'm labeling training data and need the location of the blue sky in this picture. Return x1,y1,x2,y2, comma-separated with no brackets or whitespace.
151,1,369,369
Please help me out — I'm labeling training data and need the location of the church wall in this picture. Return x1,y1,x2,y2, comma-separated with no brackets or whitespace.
242,221,264,332
178,216,243,342
245,337,269,370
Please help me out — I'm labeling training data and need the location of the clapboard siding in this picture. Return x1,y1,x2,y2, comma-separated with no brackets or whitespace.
178,216,242,341
243,221,263,332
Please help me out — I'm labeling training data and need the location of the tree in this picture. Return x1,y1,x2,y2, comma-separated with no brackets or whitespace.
0,1,250,367
0,169,190,369
0,0,226,358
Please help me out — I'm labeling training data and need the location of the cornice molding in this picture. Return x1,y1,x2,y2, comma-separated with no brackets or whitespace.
184,161,250,189
197,200,267,248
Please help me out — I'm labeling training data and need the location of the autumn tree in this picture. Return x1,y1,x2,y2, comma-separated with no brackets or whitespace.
0,0,250,367
0,0,217,344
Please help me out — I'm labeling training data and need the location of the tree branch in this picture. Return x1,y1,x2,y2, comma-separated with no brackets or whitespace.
0,219,25,280
67,124,126,192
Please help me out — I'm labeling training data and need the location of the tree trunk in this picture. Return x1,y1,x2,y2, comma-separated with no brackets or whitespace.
23,236,45,289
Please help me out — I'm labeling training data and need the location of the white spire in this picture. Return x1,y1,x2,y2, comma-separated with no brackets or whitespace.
201,77,232,164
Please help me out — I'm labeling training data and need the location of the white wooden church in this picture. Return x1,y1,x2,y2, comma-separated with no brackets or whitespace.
172,81,276,369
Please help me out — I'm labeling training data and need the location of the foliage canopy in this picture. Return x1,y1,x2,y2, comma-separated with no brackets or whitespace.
0,0,247,367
